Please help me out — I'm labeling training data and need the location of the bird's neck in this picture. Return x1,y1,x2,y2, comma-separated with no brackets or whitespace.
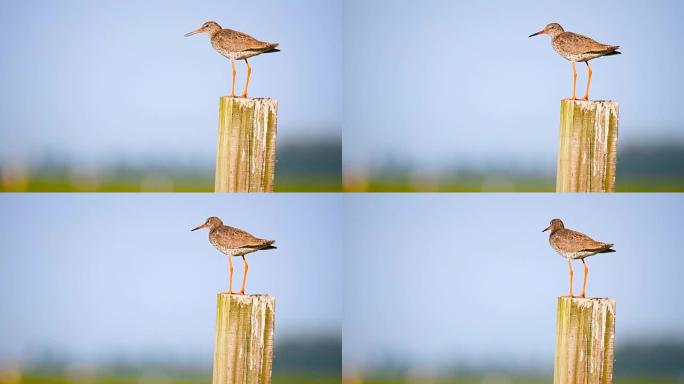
548,30,564,39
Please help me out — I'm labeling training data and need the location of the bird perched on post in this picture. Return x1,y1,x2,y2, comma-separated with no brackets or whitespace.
542,219,615,298
529,23,620,100
185,21,279,98
192,216,276,294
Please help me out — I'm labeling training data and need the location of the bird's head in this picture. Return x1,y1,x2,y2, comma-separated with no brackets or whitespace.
191,216,223,232
529,23,565,38
542,218,565,233
185,21,222,37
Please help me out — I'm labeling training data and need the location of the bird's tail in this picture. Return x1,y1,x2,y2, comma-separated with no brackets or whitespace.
264,43,280,54
604,46,621,56
599,243,616,253
260,239,277,250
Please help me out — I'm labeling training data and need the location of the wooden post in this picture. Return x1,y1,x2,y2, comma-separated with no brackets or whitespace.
556,100,618,192
554,297,616,384
215,97,278,192
213,294,275,384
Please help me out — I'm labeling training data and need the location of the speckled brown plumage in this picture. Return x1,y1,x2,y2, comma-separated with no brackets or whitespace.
551,31,620,63
209,27,279,61
208,220,276,256
192,216,275,294
542,219,615,298
545,219,615,259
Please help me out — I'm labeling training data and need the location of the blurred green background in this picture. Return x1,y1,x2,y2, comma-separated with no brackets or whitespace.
0,336,341,384
343,142,684,192
340,339,684,383
0,138,341,192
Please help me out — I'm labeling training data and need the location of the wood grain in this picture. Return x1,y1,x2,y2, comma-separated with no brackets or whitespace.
554,297,616,384
556,100,618,192
213,294,275,384
215,98,278,192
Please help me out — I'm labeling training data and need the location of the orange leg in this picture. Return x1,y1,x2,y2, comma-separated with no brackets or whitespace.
238,255,249,294
230,60,237,97
563,62,578,100
568,62,578,100
224,255,234,294
563,258,575,297
241,59,251,98
583,62,592,101
580,258,588,298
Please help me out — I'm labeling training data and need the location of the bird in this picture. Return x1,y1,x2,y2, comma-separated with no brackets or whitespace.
529,23,620,101
542,219,615,298
192,216,276,294
185,21,279,98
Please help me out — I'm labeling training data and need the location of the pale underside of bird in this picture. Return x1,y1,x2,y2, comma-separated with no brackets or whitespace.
185,21,279,98
530,23,620,101
192,216,276,295
543,219,615,298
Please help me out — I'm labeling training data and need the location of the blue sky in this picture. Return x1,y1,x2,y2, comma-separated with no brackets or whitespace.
343,194,684,371
343,0,684,170
0,0,341,165
0,194,341,363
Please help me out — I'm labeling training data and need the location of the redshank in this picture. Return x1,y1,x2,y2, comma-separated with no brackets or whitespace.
192,216,276,294
529,23,620,100
543,219,615,298
185,21,279,98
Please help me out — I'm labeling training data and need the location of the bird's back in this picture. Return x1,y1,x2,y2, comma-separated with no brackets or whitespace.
209,225,275,255
211,28,278,55
552,32,619,61
550,228,613,258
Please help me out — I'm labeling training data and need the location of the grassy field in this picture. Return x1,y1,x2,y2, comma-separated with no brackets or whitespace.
11,373,340,384
0,175,341,192
343,176,684,192
350,375,680,384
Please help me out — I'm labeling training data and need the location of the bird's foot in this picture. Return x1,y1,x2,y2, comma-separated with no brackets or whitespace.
562,97,578,101
240,94,248,99
582,96,589,101
561,294,577,298
236,290,246,295
220,290,234,295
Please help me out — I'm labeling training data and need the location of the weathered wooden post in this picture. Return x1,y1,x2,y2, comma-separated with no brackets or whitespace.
213,294,275,384
556,100,619,192
215,97,278,192
554,297,616,384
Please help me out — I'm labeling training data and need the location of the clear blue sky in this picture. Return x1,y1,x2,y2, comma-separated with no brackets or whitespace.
343,0,684,171
0,194,341,363
343,194,684,371
0,0,341,165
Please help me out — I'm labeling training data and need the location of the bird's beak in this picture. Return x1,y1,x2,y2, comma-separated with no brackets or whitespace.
529,29,546,38
542,225,551,232
191,223,207,232
184,28,202,37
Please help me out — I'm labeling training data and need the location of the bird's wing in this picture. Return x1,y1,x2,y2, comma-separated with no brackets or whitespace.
556,229,609,252
217,29,276,52
216,226,274,249
555,32,618,55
